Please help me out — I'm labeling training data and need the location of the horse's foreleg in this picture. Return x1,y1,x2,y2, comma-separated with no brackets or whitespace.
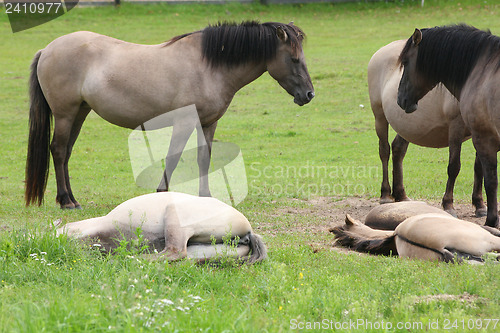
391,134,410,202
441,120,464,217
157,121,195,192
472,153,487,217
475,140,499,228
197,122,218,197
375,114,392,203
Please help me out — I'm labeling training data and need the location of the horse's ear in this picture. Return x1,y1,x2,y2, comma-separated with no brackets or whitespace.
412,28,422,46
345,214,358,226
277,26,288,43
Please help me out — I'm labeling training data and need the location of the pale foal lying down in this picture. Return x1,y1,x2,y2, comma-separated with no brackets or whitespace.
331,202,500,263
56,192,267,264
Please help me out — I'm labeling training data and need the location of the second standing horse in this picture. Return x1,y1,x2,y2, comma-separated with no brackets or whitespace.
369,39,485,217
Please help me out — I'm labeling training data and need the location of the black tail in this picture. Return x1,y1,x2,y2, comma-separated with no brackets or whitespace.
25,50,52,206
331,226,398,256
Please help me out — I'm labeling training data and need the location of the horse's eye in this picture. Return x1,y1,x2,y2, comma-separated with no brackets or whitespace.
291,57,300,63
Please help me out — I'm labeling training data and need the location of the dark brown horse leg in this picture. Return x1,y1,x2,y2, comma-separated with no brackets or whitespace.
375,115,393,203
197,121,217,197
441,123,463,217
51,117,75,209
476,144,499,228
63,107,90,208
157,121,195,192
472,153,487,217
391,134,410,202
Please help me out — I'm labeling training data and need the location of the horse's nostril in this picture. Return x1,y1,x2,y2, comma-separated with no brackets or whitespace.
307,91,315,100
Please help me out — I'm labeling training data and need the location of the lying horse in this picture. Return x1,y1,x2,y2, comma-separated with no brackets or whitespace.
56,192,267,264
364,200,451,230
331,202,500,263
26,21,314,209
397,24,500,228
368,40,485,217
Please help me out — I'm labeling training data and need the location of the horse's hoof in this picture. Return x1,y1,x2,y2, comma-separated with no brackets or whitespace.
475,207,487,217
395,197,411,202
444,208,458,218
379,197,394,204
61,203,76,210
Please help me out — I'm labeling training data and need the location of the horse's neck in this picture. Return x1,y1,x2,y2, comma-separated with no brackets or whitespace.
217,61,267,96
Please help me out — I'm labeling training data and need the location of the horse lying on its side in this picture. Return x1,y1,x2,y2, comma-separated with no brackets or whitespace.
331,202,500,263
56,192,267,264
364,201,451,230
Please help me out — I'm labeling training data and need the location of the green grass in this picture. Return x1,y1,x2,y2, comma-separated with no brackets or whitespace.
1,1,500,331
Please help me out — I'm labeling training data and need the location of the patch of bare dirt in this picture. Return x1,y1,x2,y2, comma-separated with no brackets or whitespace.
266,196,488,254
276,196,485,230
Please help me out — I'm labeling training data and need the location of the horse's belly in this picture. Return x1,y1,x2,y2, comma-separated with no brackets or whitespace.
388,121,450,148
395,236,443,261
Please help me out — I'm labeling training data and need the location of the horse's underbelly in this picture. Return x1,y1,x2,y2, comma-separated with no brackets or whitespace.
389,122,450,148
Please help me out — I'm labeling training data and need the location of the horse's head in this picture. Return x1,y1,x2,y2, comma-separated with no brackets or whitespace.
266,24,315,106
397,29,436,113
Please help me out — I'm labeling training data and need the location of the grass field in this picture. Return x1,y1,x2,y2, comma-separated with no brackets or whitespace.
1,1,500,331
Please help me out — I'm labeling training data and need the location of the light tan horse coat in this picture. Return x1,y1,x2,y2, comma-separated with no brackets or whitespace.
332,202,500,263
56,192,267,263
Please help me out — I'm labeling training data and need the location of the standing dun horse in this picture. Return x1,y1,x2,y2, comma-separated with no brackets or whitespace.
26,21,314,209
56,192,267,264
397,24,500,228
368,40,485,217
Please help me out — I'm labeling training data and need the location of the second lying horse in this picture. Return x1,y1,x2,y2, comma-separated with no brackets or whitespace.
331,201,500,263
56,192,267,264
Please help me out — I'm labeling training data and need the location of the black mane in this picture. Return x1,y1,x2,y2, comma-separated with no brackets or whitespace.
201,21,305,68
400,24,500,92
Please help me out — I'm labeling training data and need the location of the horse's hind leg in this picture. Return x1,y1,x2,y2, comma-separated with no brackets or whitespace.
64,106,91,208
51,116,76,209
391,134,410,202
472,153,487,217
374,114,393,203
161,204,189,261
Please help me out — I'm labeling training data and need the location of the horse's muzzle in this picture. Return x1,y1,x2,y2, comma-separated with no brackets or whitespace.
294,90,315,106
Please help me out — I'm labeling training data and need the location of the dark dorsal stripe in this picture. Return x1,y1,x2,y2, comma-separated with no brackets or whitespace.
399,24,500,93
395,234,445,258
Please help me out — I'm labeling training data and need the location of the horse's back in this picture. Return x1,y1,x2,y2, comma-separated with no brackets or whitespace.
365,201,450,230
